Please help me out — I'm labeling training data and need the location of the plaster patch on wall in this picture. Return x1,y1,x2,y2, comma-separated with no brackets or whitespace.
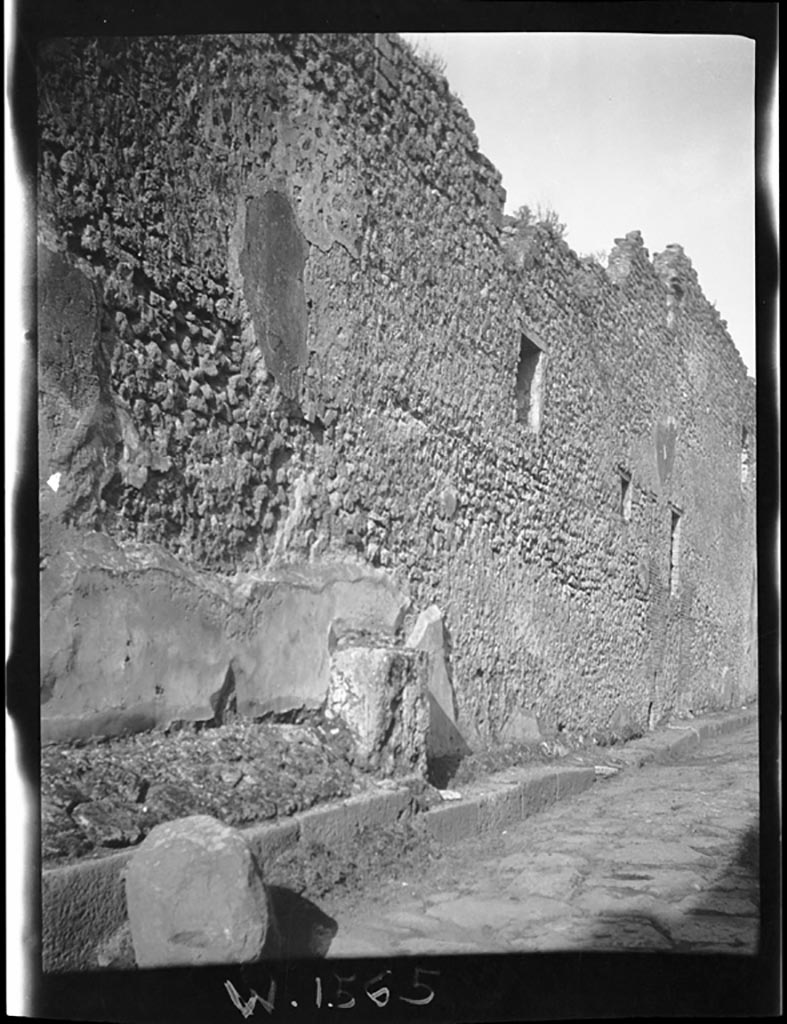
237,191,308,396
269,467,315,565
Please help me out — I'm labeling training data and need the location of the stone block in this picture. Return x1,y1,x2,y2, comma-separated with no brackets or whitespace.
40,531,247,742
96,921,136,969
609,702,644,741
498,709,544,746
377,55,400,91
294,791,412,850
554,767,596,801
38,245,121,529
477,783,523,832
406,605,470,759
419,801,479,844
237,562,409,719
519,771,560,819
374,33,397,63
340,788,413,830
326,645,428,776
125,815,271,967
42,851,131,973
40,530,409,743
243,818,300,866
297,802,354,850
375,68,394,97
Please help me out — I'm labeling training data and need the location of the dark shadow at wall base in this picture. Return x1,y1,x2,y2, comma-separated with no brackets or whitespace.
427,752,466,790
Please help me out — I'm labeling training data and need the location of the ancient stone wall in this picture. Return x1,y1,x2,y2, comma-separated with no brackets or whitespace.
37,32,757,744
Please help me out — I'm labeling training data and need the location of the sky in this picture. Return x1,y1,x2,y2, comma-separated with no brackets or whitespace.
402,33,758,377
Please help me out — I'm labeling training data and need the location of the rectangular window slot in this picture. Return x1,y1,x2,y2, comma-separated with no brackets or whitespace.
619,470,632,521
669,507,682,596
515,333,545,433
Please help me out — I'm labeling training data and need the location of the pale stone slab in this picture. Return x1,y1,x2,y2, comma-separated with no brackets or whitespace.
406,605,468,758
326,645,428,775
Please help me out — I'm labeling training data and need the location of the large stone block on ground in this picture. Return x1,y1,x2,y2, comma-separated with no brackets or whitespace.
40,531,251,743
326,645,428,776
235,561,408,718
406,605,470,759
40,530,409,743
125,815,271,967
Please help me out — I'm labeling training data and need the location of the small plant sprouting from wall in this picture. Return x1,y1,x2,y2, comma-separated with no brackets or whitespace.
512,203,567,240
401,37,447,76
581,249,610,269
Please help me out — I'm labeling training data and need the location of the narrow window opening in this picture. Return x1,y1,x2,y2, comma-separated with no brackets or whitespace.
669,507,682,597
619,470,632,521
515,333,544,432
740,425,750,484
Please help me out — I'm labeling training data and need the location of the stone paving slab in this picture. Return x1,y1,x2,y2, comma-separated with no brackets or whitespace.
327,718,761,957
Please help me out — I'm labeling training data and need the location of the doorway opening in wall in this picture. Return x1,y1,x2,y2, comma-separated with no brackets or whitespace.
619,469,632,521
669,507,682,597
740,425,750,484
515,333,544,433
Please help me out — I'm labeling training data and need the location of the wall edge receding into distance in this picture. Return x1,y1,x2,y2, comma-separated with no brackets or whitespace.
37,31,756,747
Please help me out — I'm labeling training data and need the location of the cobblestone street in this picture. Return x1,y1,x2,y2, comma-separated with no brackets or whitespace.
327,723,760,956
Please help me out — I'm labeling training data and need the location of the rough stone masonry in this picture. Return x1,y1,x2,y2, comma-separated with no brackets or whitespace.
37,33,757,750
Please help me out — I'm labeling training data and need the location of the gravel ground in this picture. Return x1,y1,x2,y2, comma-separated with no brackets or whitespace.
41,711,645,869
41,713,365,866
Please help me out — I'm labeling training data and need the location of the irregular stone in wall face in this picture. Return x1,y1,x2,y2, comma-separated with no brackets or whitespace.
38,245,120,525
239,191,308,396
498,709,544,746
326,645,428,777
125,815,271,967
653,243,697,300
437,485,459,519
38,246,101,408
608,702,642,742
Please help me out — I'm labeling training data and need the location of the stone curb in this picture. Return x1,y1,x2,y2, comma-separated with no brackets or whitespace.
609,707,759,770
41,787,416,972
40,706,758,972
411,708,759,851
42,849,133,973
416,766,597,845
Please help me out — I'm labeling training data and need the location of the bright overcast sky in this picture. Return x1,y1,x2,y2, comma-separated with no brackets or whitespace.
402,33,757,377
